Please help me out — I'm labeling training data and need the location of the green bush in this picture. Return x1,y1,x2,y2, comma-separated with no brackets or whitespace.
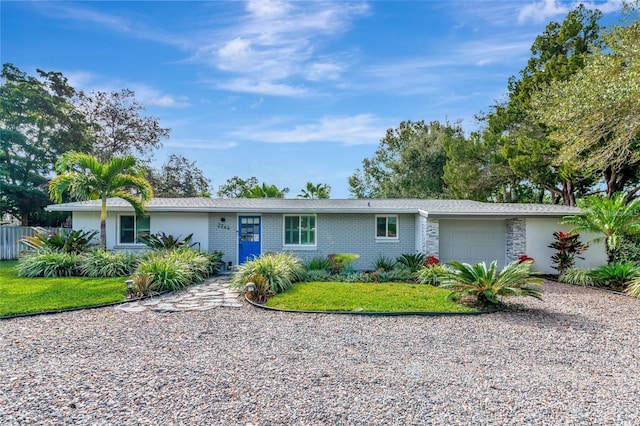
304,256,332,271
130,272,159,297
559,268,596,287
17,252,81,277
328,253,360,274
611,236,640,264
439,260,543,306
20,228,98,254
138,232,198,250
136,255,193,292
589,262,640,290
397,253,427,273
416,264,450,286
231,252,304,294
301,270,334,282
79,250,139,277
373,255,397,272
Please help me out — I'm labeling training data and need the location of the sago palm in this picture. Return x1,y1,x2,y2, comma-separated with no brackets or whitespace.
439,260,543,306
563,192,640,263
48,151,153,249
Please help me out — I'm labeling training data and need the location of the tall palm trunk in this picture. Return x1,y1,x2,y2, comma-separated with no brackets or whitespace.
100,196,107,250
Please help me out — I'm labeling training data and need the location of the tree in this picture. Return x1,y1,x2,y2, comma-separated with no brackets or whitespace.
532,13,640,199
473,5,603,205
217,176,259,198
562,193,640,263
75,89,170,162
0,63,91,225
349,120,456,198
240,182,289,198
298,182,331,199
148,154,211,197
48,152,153,249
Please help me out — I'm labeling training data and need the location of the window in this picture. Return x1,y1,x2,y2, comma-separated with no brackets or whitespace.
376,215,398,239
119,215,150,244
284,215,316,246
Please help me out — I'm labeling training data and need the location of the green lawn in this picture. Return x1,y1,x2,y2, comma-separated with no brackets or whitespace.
0,261,127,317
265,281,478,313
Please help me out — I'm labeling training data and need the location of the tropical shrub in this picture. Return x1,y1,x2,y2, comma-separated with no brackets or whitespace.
231,252,304,295
20,228,98,254
130,272,158,297
438,260,543,306
328,253,360,274
373,255,397,272
611,236,640,264
548,231,588,274
626,277,640,298
135,254,193,292
517,255,534,263
397,253,427,273
201,250,225,276
589,262,640,290
416,264,450,286
559,268,596,287
79,250,139,277
244,274,273,304
424,255,440,267
304,256,332,271
16,252,80,277
139,232,197,250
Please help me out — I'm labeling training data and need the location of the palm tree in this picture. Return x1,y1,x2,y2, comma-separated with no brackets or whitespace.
48,152,153,249
563,193,640,263
439,260,543,306
298,182,331,199
241,182,289,198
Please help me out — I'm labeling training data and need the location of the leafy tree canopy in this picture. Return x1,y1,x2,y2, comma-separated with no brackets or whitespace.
349,120,457,199
298,182,331,199
148,154,211,197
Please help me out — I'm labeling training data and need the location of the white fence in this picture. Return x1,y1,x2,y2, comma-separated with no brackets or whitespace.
0,226,63,260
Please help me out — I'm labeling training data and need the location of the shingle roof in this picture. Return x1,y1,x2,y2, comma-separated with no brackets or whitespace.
46,197,581,217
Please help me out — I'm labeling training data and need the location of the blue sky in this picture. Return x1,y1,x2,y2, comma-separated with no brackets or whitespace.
2,0,623,198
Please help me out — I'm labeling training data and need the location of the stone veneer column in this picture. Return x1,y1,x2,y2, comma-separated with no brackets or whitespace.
425,218,439,257
506,218,527,262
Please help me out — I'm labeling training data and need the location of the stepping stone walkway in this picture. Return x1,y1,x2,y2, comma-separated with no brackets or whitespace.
115,275,243,313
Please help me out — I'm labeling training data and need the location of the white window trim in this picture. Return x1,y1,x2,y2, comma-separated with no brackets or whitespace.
375,214,399,241
117,214,149,246
282,214,318,249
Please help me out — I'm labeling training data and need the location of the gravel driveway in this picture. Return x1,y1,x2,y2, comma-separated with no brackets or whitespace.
2,281,640,425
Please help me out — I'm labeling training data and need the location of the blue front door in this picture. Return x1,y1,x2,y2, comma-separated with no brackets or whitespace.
238,216,261,264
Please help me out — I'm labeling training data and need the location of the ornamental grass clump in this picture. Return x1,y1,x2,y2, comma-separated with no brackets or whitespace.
396,253,427,273
417,264,450,286
231,252,304,295
134,248,215,292
17,252,80,277
559,267,596,287
79,250,139,277
589,262,640,290
438,260,543,306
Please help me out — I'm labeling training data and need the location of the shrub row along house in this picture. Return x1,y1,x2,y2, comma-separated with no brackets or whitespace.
47,198,606,274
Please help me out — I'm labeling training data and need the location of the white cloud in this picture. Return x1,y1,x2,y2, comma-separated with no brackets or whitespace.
229,114,387,145
517,0,623,24
164,139,238,150
191,1,369,96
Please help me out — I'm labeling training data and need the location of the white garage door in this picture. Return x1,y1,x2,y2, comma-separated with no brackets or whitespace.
439,220,507,268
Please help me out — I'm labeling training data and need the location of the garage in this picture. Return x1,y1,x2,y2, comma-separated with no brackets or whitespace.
439,219,507,267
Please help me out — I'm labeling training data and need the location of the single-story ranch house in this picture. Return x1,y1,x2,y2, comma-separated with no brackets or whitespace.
47,198,607,274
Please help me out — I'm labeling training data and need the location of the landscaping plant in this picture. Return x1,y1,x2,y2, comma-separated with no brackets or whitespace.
16,252,80,277
139,232,198,250
304,256,333,271
397,253,427,273
231,252,304,295
625,277,640,299
438,260,543,306
373,255,397,272
548,231,588,274
79,250,139,277
416,264,450,286
327,253,360,274
559,268,596,287
130,272,158,297
20,228,98,254
589,262,640,290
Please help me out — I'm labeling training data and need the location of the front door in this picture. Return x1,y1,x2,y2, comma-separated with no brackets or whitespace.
238,216,261,264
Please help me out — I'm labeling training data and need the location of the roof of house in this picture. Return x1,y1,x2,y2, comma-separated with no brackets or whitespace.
46,197,581,218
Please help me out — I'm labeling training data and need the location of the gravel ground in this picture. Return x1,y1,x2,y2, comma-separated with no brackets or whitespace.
1,281,640,425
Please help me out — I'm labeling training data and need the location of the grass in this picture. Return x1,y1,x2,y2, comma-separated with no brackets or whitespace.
264,281,479,313
0,261,127,317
